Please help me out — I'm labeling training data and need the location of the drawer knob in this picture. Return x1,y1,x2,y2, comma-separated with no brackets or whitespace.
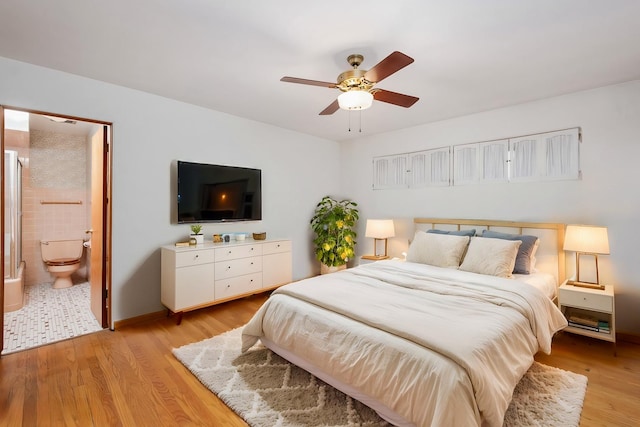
228,250,232,254
227,266,231,270
227,284,230,288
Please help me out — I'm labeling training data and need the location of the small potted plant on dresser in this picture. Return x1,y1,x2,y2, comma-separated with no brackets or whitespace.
310,196,359,274
190,224,204,245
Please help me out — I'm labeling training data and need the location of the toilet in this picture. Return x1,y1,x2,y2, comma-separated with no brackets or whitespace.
40,239,84,289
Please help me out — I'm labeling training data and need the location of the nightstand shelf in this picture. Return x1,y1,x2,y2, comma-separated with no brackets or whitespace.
558,281,616,353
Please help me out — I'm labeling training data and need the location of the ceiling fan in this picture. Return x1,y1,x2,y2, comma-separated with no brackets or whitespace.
281,51,419,115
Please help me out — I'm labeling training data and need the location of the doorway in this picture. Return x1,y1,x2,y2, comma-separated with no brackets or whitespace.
1,106,112,355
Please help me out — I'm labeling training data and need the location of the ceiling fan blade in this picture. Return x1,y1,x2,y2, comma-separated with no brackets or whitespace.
281,76,337,88
373,89,419,108
364,51,414,83
319,99,340,115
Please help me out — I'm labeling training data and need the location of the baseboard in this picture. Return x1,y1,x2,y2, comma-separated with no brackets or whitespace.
113,310,167,329
617,331,640,345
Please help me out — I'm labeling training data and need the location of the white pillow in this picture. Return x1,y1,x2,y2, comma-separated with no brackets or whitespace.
459,237,522,278
406,231,470,268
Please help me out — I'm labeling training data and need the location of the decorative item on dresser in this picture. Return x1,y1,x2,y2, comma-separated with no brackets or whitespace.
161,238,292,324
252,232,266,240
563,224,610,290
361,219,395,261
189,224,204,245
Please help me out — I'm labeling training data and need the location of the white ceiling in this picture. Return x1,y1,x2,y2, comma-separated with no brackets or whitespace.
1,0,640,142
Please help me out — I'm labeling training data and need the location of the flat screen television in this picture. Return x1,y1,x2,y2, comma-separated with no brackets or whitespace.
176,161,262,223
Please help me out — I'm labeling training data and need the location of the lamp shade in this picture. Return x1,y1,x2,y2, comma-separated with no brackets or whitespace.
365,219,395,239
563,225,610,254
338,90,373,110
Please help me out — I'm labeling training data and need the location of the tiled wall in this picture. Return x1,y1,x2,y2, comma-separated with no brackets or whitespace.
5,129,89,287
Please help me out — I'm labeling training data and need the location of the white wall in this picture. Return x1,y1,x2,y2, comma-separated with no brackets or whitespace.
341,80,640,335
3,54,639,335
0,56,341,325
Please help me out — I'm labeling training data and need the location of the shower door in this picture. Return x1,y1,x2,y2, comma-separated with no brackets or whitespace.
4,150,22,280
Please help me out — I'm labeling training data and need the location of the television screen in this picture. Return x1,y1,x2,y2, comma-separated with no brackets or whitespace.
177,161,262,223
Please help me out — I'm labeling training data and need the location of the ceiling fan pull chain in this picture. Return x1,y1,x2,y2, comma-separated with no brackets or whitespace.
346,110,363,132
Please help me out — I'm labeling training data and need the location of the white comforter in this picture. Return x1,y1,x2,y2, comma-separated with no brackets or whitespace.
242,261,568,427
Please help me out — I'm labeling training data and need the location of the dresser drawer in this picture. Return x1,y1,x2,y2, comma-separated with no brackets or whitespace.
215,244,262,261
215,256,262,280
263,240,292,255
175,249,215,268
559,288,613,312
215,272,262,300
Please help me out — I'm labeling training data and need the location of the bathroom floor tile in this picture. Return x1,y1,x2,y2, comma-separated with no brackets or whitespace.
2,281,103,354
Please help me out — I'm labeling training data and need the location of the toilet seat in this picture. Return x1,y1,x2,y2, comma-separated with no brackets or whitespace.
40,239,84,289
45,258,81,266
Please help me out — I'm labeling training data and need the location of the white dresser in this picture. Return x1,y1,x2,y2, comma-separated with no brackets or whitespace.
161,238,292,323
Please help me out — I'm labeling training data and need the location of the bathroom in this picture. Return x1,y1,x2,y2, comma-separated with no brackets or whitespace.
2,109,105,354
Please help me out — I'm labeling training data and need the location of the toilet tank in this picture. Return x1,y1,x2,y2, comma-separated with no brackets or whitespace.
40,239,84,262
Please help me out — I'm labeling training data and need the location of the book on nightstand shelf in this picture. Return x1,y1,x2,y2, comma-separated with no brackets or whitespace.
568,314,599,328
567,315,610,334
598,320,611,333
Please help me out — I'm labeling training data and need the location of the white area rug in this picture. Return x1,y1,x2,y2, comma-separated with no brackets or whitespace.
174,327,587,427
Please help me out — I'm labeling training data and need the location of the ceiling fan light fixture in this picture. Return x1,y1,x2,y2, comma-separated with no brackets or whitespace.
338,90,373,111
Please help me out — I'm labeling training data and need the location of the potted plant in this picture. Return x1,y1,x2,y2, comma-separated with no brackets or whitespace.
190,224,204,245
310,196,359,274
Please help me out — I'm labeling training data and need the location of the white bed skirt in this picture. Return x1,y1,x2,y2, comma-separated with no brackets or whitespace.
261,336,415,427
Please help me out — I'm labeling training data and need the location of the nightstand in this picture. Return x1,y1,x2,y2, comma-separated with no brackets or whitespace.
558,281,616,354
359,255,388,265
358,256,402,266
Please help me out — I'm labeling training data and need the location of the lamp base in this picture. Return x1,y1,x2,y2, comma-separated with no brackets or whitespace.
361,255,389,261
567,280,605,290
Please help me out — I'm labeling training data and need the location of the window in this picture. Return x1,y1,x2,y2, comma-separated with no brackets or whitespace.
510,128,580,182
453,139,508,185
480,140,509,182
373,154,408,189
409,147,450,187
372,127,580,190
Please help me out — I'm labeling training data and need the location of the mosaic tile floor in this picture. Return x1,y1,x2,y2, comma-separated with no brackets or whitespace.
2,281,103,354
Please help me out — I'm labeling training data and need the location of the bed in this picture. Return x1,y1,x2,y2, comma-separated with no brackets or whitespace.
242,218,569,427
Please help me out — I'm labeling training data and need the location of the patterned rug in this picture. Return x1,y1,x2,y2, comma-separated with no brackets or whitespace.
174,327,587,427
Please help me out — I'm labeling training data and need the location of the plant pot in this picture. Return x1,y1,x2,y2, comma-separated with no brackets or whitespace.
191,234,204,245
320,263,347,275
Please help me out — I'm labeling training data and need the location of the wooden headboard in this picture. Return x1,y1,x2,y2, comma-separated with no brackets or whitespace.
414,218,566,285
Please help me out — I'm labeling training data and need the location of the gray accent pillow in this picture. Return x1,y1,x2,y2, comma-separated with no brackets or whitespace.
481,230,539,274
427,228,476,237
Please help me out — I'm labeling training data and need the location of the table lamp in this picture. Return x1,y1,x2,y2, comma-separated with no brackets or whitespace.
563,224,609,290
362,219,395,260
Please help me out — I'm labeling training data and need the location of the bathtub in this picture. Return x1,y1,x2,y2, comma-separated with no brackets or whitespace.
4,261,25,312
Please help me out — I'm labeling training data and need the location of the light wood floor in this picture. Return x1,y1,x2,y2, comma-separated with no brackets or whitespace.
1,293,639,426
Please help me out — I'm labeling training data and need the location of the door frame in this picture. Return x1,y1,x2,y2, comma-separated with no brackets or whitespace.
0,105,113,354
